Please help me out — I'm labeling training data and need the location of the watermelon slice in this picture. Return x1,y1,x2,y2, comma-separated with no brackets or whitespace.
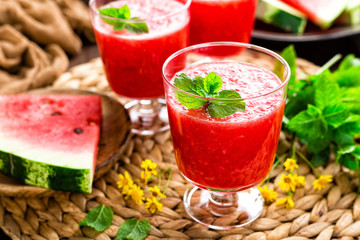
0,94,101,193
281,0,348,29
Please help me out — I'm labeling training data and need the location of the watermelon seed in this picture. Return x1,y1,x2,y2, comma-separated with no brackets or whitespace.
51,112,62,116
74,128,83,134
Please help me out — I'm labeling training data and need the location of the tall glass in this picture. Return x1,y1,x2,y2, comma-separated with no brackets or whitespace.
190,0,257,46
162,42,290,229
89,0,191,135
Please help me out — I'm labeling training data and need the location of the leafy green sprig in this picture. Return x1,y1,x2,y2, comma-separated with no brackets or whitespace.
281,45,360,188
80,205,151,240
99,5,149,33
173,72,246,118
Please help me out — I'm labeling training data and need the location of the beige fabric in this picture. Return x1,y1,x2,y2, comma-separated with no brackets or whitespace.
0,0,82,55
55,0,96,43
0,25,69,94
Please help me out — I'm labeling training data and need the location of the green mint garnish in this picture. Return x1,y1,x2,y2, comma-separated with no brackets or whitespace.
115,218,151,240
79,205,113,232
173,72,246,118
98,5,149,33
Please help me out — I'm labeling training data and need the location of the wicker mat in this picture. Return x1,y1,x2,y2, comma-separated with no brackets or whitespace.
1,56,360,240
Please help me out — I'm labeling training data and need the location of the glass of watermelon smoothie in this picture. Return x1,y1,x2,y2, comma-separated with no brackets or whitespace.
162,42,290,229
89,0,191,135
189,0,257,47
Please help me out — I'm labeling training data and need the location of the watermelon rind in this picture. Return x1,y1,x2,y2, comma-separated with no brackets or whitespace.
338,0,360,25
256,0,307,34
0,150,92,193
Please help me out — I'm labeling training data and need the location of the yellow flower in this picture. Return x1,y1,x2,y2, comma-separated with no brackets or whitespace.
276,196,295,209
278,174,297,192
313,174,333,191
149,185,166,199
141,159,158,178
140,171,151,185
127,184,145,205
283,158,299,173
292,174,306,188
117,171,134,195
145,196,163,214
257,185,277,204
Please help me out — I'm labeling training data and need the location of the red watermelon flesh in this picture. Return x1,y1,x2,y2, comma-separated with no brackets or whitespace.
281,0,347,29
0,95,102,193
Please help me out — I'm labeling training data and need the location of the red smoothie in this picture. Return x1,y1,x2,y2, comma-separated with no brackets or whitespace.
189,0,257,46
167,61,285,190
91,0,190,99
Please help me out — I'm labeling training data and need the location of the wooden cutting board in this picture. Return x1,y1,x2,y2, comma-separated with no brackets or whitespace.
0,88,132,197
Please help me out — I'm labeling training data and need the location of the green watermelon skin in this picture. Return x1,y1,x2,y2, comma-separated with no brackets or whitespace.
0,94,101,193
281,0,347,29
0,150,91,193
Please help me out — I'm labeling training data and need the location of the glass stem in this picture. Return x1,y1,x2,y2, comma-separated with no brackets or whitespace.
208,192,238,216
135,100,160,127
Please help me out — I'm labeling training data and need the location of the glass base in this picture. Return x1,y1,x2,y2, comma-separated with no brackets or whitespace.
183,186,264,230
125,98,169,135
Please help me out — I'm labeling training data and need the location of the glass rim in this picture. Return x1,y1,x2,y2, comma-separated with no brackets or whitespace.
162,42,291,101
89,0,192,23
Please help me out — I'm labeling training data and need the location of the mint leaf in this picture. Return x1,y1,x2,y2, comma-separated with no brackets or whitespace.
174,73,198,95
311,148,330,167
174,73,207,109
125,17,149,33
79,205,113,232
115,218,151,240
338,54,360,71
314,71,340,110
288,105,327,139
275,45,297,91
337,115,360,136
323,104,349,128
174,90,207,109
203,72,222,94
333,66,360,87
207,90,245,118
173,73,245,118
336,145,360,170
99,6,148,33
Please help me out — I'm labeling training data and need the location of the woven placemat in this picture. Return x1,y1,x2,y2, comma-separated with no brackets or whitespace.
1,55,360,240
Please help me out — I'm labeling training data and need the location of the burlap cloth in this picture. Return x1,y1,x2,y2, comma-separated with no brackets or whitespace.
1,55,360,240
0,0,95,94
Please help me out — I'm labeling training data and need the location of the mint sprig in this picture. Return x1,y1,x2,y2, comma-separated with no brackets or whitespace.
79,205,113,232
173,72,245,118
115,218,151,240
99,5,149,33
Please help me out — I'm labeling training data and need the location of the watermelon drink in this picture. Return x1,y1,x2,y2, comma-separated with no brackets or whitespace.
89,0,191,135
189,0,257,47
162,42,290,229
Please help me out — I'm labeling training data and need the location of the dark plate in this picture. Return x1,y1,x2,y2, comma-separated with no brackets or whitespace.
253,20,360,42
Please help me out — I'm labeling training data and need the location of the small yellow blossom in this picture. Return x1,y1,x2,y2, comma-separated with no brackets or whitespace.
284,158,299,173
141,159,158,178
313,174,333,191
140,171,151,185
276,196,295,209
127,184,145,205
145,196,163,214
278,174,297,192
117,171,134,195
257,185,277,204
149,185,166,199
292,174,306,188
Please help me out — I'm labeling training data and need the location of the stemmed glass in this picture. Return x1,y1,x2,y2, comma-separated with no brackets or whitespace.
89,0,191,135
190,0,257,45
162,42,290,229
